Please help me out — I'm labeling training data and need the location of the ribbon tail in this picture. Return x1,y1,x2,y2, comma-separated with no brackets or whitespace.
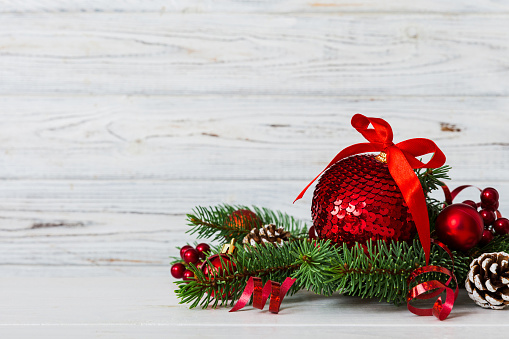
293,143,380,203
229,277,256,312
387,147,430,264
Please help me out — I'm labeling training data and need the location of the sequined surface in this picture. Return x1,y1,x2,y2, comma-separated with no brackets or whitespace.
311,154,416,247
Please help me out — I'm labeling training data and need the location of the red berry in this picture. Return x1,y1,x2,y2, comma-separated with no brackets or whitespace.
462,200,478,210
171,263,186,279
479,209,496,226
195,243,211,259
479,229,494,247
481,200,499,211
179,245,193,260
493,218,509,235
183,248,200,264
480,187,499,206
182,270,195,281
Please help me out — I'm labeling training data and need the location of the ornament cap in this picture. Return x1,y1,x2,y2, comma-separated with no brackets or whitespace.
221,238,237,255
374,151,387,163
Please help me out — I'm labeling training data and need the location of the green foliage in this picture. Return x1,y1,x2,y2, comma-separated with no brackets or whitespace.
472,235,509,256
186,204,308,243
291,239,340,296
327,239,470,305
174,236,473,308
416,165,451,195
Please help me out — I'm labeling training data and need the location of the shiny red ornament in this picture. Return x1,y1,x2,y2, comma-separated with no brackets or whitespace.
493,218,509,235
479,229,494,247
179,245,193,260
479,209,496,227
171,262,186,279
182,269,195,281
195,243,211,259
435,203,484,252
480,187,499,207
201,253,237,299
311,154,416,247
183,248,200,264
226,209,262,231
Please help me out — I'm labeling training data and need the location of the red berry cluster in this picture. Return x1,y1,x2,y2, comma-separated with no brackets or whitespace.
463,187,509,246
171,243,211,280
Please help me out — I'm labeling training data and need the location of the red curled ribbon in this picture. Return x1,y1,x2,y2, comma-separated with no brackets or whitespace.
230,277,296,314
294,114,446,264
407,239,458,321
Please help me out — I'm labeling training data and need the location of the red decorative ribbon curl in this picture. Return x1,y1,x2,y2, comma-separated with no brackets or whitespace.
230,277,296,314
294,114,446,264
407,239,458,321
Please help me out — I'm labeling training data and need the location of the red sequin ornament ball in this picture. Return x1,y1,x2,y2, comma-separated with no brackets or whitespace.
311,154,416,247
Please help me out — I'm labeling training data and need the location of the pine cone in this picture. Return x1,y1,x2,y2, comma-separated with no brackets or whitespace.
465,252,509,309
242,224,291,247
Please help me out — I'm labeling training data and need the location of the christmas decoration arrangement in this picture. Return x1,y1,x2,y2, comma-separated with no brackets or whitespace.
171,114,509,320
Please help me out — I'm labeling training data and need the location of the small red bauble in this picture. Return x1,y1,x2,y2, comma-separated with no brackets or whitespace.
201,254,236,277
312,154,416,247
479,209,496,227
201,254,237,299
195,243,211,259
481,200,499,211
493,218,509,235
171,262,186,279
480,187,499,207
462,200,478,210
435,203,484,252
179,245,193,260
226,209,262,232
182,269,195,281
183,248,200,264
479,229,494,247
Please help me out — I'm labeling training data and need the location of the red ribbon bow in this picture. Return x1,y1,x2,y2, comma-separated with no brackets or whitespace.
294,114,446,264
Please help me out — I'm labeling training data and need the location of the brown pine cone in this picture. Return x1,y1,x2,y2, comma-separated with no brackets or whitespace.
242,224,291,247
465,252,509,310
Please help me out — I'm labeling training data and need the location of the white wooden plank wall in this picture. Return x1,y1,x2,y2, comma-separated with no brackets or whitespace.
0,1,508,278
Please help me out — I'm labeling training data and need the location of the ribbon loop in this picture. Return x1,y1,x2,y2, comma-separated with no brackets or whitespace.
295,114,446,264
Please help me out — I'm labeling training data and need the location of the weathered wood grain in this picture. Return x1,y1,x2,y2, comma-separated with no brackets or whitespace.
1,13,508,96
1,0,508,13
0,180,507,267
0,96,507,181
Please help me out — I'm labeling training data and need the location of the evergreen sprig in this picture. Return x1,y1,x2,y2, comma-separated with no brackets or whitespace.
186,204,308,243
328,239,470,305
174,236,473,308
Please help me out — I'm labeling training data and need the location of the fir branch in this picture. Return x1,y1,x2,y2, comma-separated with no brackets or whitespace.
415,165,451,195
291,239,340,296
186,204,308,243
469,235,509,258
328,239,470,305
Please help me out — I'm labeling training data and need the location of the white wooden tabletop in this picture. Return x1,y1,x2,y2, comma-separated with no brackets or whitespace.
1,1,508,338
